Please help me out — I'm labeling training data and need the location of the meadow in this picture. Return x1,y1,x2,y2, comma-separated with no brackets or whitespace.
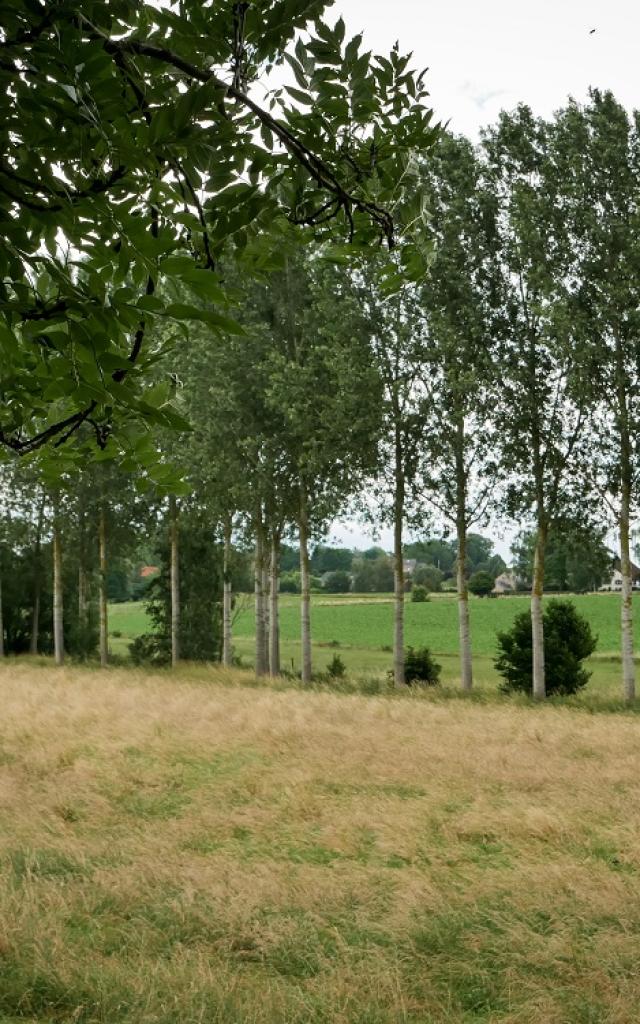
1,662,640,1023
109,592,639,693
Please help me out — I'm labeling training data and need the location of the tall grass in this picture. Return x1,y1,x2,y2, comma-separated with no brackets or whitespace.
1,662,640,1022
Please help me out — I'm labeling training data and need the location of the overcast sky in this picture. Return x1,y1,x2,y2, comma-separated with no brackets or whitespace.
325,0,638,557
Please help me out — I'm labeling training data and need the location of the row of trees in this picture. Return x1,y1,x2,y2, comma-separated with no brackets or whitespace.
1,4,638,704
155,90,638,701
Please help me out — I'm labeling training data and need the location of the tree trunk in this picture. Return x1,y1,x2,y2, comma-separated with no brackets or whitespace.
393,437,405,687
0,572,4,658
456,523,473,692
30,496,45,655
99,504,108,668
531,523,547,700
616,334,635,702
299,482,312,685
270,531,281,677
222,517,233,667
169,495,180,668
454,423,473,691
620,479,635,702
262,560,271,674
254,521,267,676
53,503,64,666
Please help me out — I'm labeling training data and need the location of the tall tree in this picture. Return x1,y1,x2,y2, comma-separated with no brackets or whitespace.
419,134,501,691
484,107,589,700
554,91,640,701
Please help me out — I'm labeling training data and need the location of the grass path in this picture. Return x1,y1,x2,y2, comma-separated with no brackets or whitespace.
1,662,640,1022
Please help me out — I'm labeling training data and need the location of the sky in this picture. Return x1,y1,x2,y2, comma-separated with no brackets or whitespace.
325,0,639,557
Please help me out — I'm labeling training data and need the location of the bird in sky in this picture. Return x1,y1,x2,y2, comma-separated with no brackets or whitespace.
589,28,597,34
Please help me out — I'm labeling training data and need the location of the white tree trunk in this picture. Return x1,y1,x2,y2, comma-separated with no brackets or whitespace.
456,527,473,692
254,524,267,676
262,561,270,674
99,504,108,668
620,486,635,702
393,484,405,687
270,532,281,677
0,572,4,658
53,507,64,666
299,484,312,685
30,497,44,655
222,518,233,667
531,526,546,700
169,496,180,668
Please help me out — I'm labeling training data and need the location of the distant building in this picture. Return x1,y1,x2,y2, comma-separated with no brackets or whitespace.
493,570,521,595
139,565,159,579
599,561,640,592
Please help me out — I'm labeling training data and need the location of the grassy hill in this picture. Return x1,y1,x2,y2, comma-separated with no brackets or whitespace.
1,662,639,1023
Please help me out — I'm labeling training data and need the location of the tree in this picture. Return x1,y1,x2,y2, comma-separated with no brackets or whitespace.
484,107,590,700
554,91,640,701
352,553,394,593
1,2,436,467
496,599,597,696
324,570,351,593
357,253,429,687
512,526,611,593
468,570,495,598
419,134,501,691
413,564,444,592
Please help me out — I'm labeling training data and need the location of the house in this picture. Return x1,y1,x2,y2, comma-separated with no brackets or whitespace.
599,561,640,592
139,565,159,579
493,570,520,595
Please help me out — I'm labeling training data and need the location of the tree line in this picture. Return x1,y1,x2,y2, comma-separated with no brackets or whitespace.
1,3,638,706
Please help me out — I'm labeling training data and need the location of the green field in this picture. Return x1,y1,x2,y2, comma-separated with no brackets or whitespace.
109,592,637,693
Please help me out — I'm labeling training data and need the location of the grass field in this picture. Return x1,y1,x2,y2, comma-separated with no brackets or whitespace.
108,592,638,693
1,662,640,1023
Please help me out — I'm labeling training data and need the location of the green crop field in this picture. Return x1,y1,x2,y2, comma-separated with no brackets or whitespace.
108,593,638,694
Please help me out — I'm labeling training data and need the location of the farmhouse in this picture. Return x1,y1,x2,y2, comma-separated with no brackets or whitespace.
599,560,640,592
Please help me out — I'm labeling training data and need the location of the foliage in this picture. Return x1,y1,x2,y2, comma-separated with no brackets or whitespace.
411,585,430,603
511,527,611,592
352,553,394,593
130,514,222,664
403,646,441,686
495,599,597,695
0,1,437,471
413,564,444,591
323,570,351,593
280,572,301,594
468,570,495,598
326,653,346,679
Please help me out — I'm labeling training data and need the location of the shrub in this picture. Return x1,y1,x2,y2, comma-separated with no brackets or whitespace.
495,598,597,696
468,570,495,597
404,646,441,686
280,573,301,594
413,565,444,592
326,654,346,679
411,585,430,603
323,570,351,593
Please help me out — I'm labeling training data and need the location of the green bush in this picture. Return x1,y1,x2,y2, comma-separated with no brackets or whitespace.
404,646,441,686
411,585,430,603
495,598,597,696
413,565,444,592
468,570,495,597
323,570,351,593
326,654,346,678
280,573,301,594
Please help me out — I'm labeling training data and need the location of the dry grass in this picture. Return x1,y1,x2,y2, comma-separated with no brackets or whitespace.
1,661,640,1023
